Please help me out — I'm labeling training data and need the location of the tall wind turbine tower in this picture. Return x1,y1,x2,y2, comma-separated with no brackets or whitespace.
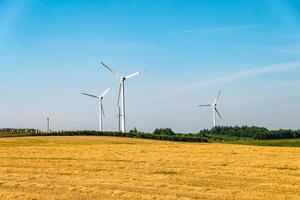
198,90,222,128
118,106,121,132
101,62,144,133
82,87,111,131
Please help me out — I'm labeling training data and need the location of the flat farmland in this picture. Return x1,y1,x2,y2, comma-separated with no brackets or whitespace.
0,136,299,200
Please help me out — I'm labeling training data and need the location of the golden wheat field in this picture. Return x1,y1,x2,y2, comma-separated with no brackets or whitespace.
0,136,299,200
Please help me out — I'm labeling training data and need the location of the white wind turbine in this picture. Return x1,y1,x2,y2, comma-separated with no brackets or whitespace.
81,87,111,132
101,62,144,133
198,90,222,128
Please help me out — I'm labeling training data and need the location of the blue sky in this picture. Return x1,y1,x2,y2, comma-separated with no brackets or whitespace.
1,0,300,132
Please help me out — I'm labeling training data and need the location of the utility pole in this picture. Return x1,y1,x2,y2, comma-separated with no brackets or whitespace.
47,117,50,133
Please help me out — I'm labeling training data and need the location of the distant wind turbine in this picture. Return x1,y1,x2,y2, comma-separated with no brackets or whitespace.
82,87,111,132
101,62,144,133
198,90,222,128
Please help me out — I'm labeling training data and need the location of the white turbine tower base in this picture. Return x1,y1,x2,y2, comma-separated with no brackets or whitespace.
101,62,144,133
198,90,222,128
82,87,111,132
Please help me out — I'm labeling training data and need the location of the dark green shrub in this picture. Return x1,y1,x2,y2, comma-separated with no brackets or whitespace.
153,128,175,135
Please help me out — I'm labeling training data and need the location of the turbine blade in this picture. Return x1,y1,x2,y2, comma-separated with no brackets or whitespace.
81,93,98,99
198,104,211,107
125,69,144,79
215,107,222,119
100,62,121,78
116,107,120,117
100,87,111,98
117,83,122,106
101,104,105,117
214,90,222,104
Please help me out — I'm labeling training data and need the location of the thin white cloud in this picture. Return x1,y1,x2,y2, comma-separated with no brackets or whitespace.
182,24,263,33
151,61,300,101
277,45,300,55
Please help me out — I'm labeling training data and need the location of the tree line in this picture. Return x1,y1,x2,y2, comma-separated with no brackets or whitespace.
199,126,300,140
0,128,40,133
0,129,208,143
1,126,300,141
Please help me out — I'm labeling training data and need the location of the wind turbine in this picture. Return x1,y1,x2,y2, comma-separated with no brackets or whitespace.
101,62,144,133
81,87,111,132
198,90,222,128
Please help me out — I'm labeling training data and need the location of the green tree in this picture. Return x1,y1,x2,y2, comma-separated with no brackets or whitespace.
153,128,175,135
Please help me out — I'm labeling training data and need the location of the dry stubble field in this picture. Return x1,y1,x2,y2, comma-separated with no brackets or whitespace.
0,136,299,200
